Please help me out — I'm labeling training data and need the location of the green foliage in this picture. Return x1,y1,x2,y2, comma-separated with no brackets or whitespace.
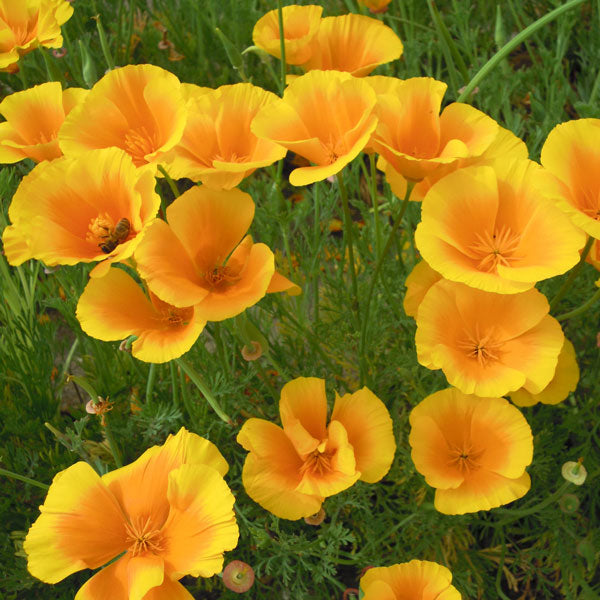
1,0,600,599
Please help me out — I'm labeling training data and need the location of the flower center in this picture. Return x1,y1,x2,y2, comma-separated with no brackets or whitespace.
469,226,523,273
161,305,193,327
213,151,248,164
448,441,484,475
123,126,159,166
457,325,503,367
300,444,333,476
204,265,241,289
86,214,131,253
124,516,164,557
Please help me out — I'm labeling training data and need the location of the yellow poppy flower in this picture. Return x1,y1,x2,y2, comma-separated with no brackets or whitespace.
415,280,564,397
24,428,238,599
59,64,187,167
252,4,322,65
0,0,73,73
2,147,160,275
0,82,87,163
409,388,532,514
415,161,586,293
360,560,462,599
237,377,396,520
252,70,378,186
162,83,286,189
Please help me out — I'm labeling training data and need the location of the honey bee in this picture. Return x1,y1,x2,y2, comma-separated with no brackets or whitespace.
99,218,131,253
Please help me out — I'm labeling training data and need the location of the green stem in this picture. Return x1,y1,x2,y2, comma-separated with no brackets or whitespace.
276,0,287,95
103,416,123,468
175,358,231,424
158,165,180,198
549,236,594,311
338,172,360,321
179,366,193,419
456,0,586,102
123,0,136,64
0,467,49,490
359,183,414,385
312,181,321,324
145,363,156,401
369,154,382,260
169,361,180,408
557,287,600,321
94,15,115,70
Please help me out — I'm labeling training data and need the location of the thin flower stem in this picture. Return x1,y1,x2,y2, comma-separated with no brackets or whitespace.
179,366,194,419
276,0,287,95
175,357,231,424
359,182,414,385
557,287,600,322
312,181,321,324
457,0,586,102
145,362,156,401
0,467,49,490
337,172,360,321
103,415,123,468
169,361,180,408
157,165,180,198
369,154,383,259
549,236,594,311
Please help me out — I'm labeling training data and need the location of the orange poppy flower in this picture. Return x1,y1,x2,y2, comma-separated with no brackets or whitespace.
134,186,275,320
415,280,564,397
251,70,378,186
0,0,73,73
541,119,600,239
510,338,579,407
252,4,322,65
403,260,442,318
410,388,533,514
76,267,207,363
369,77,498,182
24,428,238,599
2,147,160,276
360,560,462,600
59,64,187,167
415,161,586,294
237,377,396,520
358,0,393,13
300,14,403,77
161,83,286,189
0,82,87,163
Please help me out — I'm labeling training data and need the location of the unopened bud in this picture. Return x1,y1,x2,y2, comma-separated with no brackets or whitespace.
241,341,262,361
222,560,255,593
562,459,587,485
304,507,325,526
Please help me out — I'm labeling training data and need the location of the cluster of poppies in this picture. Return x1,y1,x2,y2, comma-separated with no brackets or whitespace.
2,2,597,599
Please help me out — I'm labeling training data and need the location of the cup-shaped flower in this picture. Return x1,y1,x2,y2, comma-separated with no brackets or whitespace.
360,560,461,599
0,0,73,73
300,14,403,77
415,161,586,293
24,428,239,599
0,82,87,163
415,280,564,397
541,119,600,239
76,267,207,363
510,338,579,407
2,147,160,276
369,77,498,182
162,83,286,189
59,64,187,167
409,388,533,514
134,186,275,320
358,0,393,13
237,377,396,520
252,4,322,65
252,70,378,186
403,260,442,318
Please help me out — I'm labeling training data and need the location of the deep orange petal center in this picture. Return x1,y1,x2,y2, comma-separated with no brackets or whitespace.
457,325,504,367
124,515,165,557
446,440,484,476
86,213,131,254
469,226,523,272
299,442,334,477
123,126,159,166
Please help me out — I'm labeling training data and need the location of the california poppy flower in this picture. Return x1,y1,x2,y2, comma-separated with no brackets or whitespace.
360,560,462,599
410,388,533,514
59,64,187,167
369,77,498,182
300,14,403,77
0,82,87,163
134,186,275,320
541,119,600,239
252,70,378,186
2,147,160,276
237,377,396,520
161,83,286,189
415,161,586,294
76,267,207,363
358,0,393,13
24,428,239,598
0,0,73,73
415,280,564,397
252,4,322,65
510,338,579,407
403,260,442,318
